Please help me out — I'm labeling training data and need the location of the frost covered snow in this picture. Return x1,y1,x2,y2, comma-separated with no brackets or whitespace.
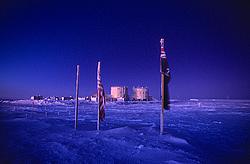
0,99,250,163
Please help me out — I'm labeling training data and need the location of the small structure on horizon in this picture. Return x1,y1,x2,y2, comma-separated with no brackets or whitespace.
61,96,74,101
89,93,112,102
111,86,129,101
31,95,44,100
132,87,149,101
46,96,59,101
90,94,97,102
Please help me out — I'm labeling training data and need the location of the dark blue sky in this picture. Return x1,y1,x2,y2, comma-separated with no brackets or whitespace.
0,0,249,99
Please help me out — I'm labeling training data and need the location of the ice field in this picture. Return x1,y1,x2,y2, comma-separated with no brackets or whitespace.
0,99,249,163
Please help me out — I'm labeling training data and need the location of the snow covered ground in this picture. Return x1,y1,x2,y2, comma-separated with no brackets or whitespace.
0,99,249,163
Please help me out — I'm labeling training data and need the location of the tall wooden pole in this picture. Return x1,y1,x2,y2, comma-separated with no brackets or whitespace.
75,65,80,130
160,73,165,135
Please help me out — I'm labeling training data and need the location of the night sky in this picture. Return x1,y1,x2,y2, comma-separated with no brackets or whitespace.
0,0,249,99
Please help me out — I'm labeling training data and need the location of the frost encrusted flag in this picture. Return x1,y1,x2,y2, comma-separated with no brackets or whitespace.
160,38,171,110
97,62,105,121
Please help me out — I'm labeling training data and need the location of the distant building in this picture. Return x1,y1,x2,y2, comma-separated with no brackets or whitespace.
90,94,97,102
78,97,86,101
132,87,149,101
111,86,128,101
89,93,112,102
61,96,73,101
105,94,113,102
83,96,91,101
46,96,59,101
31,95,44,100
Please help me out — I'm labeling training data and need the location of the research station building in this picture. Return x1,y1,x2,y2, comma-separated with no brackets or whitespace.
111,86,129,101
132,87,149,101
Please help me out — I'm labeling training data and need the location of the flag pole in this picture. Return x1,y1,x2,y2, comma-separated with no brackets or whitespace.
97,89,100,131
160,38,170,135
75,65,80,130
97,62,100,131
97,61,105,131
160,73,165,135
